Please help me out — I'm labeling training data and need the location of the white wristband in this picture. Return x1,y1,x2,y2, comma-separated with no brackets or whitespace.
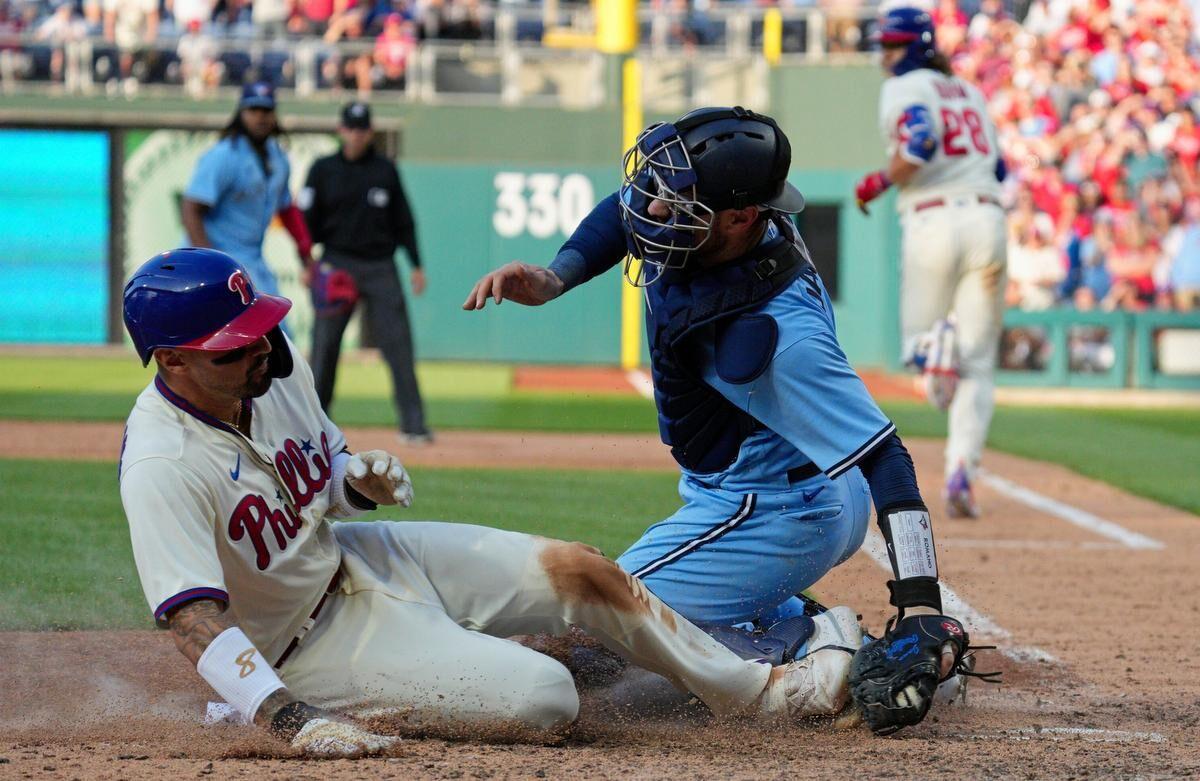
883,509,938,580
327,451,369,519
196,627,286,725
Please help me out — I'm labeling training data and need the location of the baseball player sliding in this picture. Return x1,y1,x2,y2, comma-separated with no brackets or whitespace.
465,107,990,735
854,7,1007,519
119,248,900,757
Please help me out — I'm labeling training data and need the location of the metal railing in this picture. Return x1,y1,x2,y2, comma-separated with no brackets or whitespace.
998,308,1200,390
0,5,880,107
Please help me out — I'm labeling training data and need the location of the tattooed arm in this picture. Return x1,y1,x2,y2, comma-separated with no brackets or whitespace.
166,598,234,665
166,599,320,735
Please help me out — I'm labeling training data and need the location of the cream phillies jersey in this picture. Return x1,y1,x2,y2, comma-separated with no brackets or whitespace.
878,68,1001,212
119,336,346,663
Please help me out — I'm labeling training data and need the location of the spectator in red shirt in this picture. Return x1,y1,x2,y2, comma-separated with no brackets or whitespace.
371,13,414,90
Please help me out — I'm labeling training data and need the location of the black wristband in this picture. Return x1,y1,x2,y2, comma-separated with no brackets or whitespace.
887,576,943,614
270,700,322,740
344,479,378,511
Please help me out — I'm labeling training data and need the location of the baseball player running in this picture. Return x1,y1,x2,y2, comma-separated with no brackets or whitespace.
465,107,984,735
854,6,1008,518
118,248,898,757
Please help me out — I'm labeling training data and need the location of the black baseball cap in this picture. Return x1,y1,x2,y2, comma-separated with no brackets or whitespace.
341,102,372,129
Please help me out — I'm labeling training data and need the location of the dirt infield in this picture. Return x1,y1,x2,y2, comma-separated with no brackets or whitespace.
3,424,1198,779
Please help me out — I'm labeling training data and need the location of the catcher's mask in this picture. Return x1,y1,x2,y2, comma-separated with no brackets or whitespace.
619,106,806,287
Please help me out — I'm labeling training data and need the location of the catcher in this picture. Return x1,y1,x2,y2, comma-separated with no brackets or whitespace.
119,248,970,758
464,107,996,734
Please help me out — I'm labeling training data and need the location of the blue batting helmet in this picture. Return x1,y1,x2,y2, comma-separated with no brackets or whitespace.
873,6,937,76
123,248,292,366
619,106,806,286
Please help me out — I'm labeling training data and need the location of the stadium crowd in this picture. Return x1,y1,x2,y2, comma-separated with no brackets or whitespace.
0,0,489,94
939,0,1200,312
5,0,1200,312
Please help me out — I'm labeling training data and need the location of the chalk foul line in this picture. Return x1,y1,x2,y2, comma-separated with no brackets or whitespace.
979,470,1164,551
960,726,1167,744
626,369,655,400
863,530,1057,664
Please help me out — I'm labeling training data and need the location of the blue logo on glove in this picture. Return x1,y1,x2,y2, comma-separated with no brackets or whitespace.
886,633,920,661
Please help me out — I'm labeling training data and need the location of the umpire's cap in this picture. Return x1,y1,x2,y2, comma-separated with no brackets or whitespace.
123,248,292,366
341,101,372,129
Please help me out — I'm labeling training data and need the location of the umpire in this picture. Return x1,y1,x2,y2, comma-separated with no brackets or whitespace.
301,101,432,444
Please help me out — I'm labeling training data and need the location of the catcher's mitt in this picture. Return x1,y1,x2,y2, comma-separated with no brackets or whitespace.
847,614,999,735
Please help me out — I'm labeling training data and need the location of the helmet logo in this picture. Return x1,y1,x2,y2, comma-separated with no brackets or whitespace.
227,271,253,305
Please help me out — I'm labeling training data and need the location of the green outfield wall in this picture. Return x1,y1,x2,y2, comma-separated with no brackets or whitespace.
0,64,903,367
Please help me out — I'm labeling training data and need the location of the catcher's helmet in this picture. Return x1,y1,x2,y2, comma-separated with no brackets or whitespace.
619,105,806,286
123,248,292,366
872,6,937,76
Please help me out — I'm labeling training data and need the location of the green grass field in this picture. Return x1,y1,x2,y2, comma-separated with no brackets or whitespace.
0,459,680,631
2,350,1198,631
5,353,1199,514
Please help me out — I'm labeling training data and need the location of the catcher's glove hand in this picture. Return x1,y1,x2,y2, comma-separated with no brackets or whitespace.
847,614,1000,735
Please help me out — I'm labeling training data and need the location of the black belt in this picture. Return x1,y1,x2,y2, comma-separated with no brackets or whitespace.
786,462,822,483
274,569,342,669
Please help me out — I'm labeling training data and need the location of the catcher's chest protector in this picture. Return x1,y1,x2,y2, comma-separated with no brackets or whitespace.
645,225,806,473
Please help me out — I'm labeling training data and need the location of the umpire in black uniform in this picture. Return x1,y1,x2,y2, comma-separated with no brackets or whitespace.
302,101,432,443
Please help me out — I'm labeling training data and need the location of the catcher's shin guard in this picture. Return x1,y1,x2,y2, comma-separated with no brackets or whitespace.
702,615,816,666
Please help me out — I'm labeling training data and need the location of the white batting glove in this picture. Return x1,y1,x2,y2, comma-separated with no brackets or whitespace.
345,450,413,508
291,717,399,757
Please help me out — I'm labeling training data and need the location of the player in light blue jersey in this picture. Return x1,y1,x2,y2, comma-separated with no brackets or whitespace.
181,81,313,298
465,108,983,733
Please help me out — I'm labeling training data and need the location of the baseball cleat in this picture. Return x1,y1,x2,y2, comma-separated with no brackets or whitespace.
923,318,960,412
399,430,435,447
945,464,979,519
909,318,960,412
924,368,959,413
933,651,979,706
757,606,864,719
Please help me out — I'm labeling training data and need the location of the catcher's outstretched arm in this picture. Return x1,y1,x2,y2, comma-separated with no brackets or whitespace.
462,193,627,310
547,192,628,292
